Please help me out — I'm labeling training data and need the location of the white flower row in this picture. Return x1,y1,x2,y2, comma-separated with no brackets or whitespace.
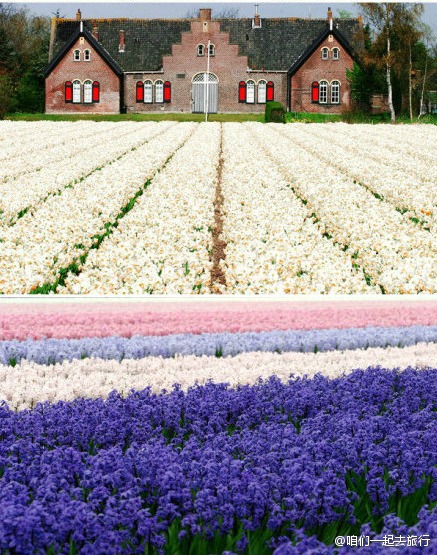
0,123,196,294
62,122,221,294
285,123,437,231
249,123,437,293
219,123,375,294
0,121,129,181
1,342,436,411
0,122,176,226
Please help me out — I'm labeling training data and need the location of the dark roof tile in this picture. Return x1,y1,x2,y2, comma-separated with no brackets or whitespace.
51,16,361,72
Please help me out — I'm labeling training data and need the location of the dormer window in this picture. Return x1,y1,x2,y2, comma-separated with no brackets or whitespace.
332,47,340,60
73,49,80,61
208,44,215,56
321,47,329,60
197,44,204,56
84,49,91,61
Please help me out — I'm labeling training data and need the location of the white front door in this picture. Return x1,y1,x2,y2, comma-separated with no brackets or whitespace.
192,73,218,113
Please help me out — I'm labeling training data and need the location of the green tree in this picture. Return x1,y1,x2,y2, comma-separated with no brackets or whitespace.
360,3,426,122
0,4,50,115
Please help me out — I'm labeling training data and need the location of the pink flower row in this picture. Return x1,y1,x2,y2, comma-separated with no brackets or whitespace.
1,300,437,341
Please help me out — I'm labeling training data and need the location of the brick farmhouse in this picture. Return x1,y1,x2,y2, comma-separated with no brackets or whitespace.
44,7,363,114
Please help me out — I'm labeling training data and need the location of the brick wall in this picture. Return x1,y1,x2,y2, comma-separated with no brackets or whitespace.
290,35,354,113
46,36,120,113
125,18,286,114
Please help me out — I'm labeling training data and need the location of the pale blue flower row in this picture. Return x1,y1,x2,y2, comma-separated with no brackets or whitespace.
1,325,436,366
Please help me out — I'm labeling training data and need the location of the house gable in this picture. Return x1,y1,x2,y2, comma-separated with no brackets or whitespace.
45,25,122,113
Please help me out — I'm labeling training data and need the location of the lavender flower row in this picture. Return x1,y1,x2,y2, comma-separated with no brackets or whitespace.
1,325,437,365
0,367,436,554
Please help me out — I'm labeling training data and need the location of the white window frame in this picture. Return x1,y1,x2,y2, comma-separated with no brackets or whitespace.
257,80,267,104
321,47,329,60
208,44,215,56
155,80,164,103
144,80,153,103
84,49,91,61
197,44,204,56
83,80,92,103
319,80,328,104
72,80,81,103
73,49,81,61
246,80,255,104
332,47,340,60
331,80,340,104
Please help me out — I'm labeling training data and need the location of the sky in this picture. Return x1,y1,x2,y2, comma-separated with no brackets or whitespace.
9,1,437,34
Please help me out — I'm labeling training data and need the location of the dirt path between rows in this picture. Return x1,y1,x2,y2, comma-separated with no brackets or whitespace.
209,123,227,293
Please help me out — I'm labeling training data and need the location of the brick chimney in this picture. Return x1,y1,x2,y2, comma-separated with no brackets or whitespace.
253,4,261,28
327,7,333,31
199,8,212,21
76,9,81,20
119,30,125,52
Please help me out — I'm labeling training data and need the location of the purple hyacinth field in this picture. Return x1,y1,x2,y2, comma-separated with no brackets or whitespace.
1,300,437,554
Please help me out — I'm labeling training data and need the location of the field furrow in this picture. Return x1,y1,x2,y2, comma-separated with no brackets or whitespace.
248,122,437,293
0,121,176,227
1,121,436,294
62,122,221,294
0,123,196,294
219,123,374,294
282,124,437,229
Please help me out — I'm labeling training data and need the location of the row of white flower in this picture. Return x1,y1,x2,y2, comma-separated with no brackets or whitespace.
0,122,176,227
1,342,435,411
0,123,196,294
286,124,437,232
219,123,375,294
61,122,221,294
0,121,130,181
249,123,437,293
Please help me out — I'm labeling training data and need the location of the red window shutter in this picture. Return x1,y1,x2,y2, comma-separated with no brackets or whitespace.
267,81,274,101
92,81,100,102
65,81,73,103
312,81,319,103
136,81,144,102
164,81,171,102
239,81,246,102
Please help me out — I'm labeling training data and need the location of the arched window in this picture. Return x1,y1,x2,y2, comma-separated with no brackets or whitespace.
92,81,100,102
72,80,81,103
331,80,340,104
311,81,319,103
155,80,164,103
65,81,73,103
73,49,80,61
164,81,171,102
258,80,267,104
208,44,215,56
144,80,153,103
84,49,91,61
83,80,93,103
246,80,255,104
239,81,247,103
319,80,328,103
136,81,144,102
266,81,274,101
321,47,329,60
197,44,204,56
332,47,340,60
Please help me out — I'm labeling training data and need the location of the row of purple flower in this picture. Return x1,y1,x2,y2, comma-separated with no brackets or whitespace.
1,325,437,365
1,367,436,553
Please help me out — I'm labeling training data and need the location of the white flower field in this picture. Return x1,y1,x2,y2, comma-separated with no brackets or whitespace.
1,120,436,294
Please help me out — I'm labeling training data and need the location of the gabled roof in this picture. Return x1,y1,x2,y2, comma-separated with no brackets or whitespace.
287,25,358,76
49,16,362,73
44,23,123,78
